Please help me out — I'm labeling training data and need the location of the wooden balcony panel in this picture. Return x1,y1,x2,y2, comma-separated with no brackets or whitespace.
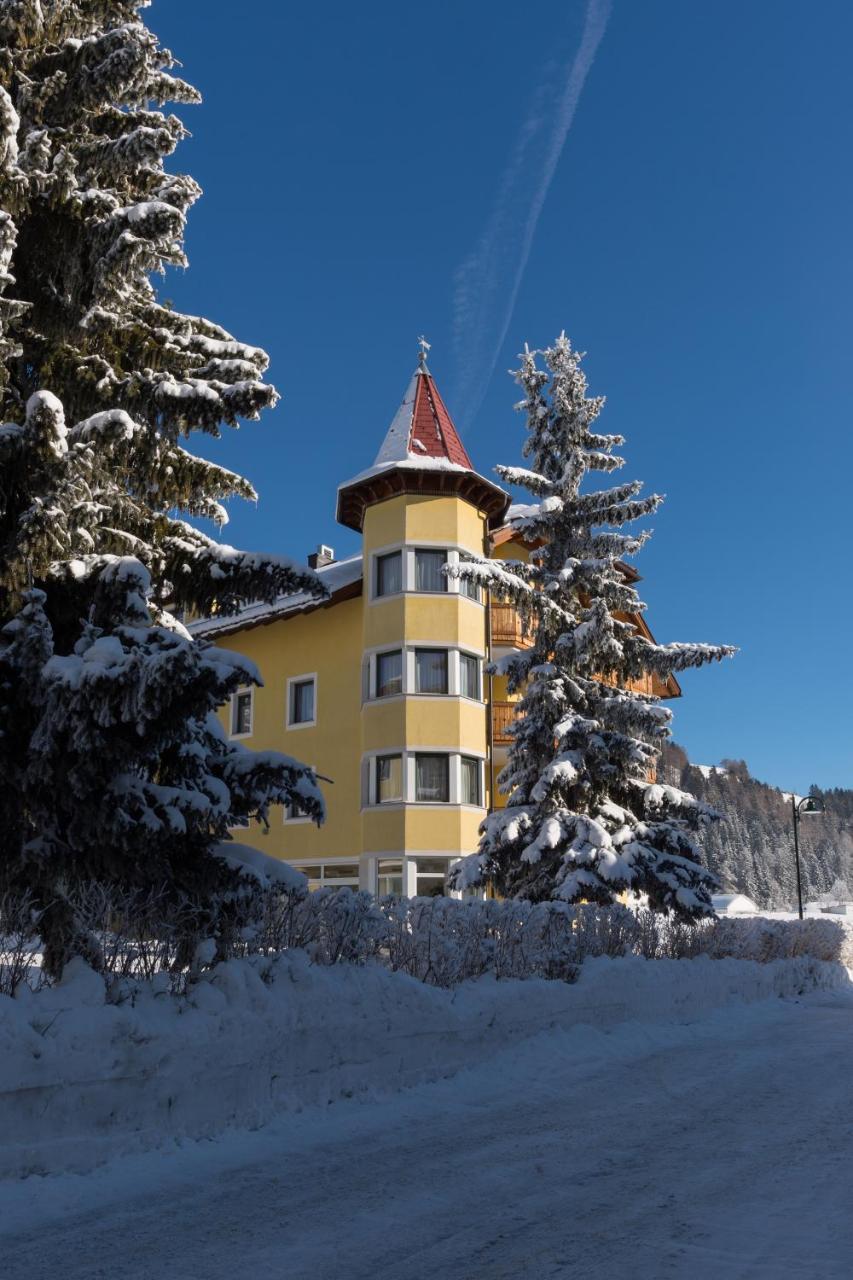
490,603,534,648
492,700,517,745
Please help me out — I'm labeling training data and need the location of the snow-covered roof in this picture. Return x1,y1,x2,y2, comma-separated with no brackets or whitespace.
712,893,759,915
373,363,473,469
337,364,476,494
188,553,363,638
336,357,509,533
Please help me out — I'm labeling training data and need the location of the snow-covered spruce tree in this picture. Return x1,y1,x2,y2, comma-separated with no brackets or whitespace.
0,4,325,973
448,335,735,916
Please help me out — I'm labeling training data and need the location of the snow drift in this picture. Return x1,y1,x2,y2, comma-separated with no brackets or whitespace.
0,950,847,1181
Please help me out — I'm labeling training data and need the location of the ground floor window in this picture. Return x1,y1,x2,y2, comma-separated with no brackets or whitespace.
377,859,403,896
415,856,451,897
292,861,359,891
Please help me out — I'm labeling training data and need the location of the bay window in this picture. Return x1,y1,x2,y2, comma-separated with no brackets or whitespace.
414,548,447,593
376,550,402,597
376,754,403,804
460,756,482,806
415,753,449,803
376,650,403,697
459,653,480,700
415,648,448,695
458,554,482,601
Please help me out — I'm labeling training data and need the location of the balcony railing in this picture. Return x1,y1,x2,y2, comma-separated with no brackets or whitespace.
490,602,533,648
492,700,517,745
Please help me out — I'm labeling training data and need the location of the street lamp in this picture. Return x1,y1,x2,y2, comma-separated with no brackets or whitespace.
791,794,824,920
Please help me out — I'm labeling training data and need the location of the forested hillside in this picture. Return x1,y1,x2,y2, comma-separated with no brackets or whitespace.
660,745,853,909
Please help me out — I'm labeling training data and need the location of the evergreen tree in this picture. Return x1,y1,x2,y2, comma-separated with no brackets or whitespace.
450,335,734,916
0,4,324,972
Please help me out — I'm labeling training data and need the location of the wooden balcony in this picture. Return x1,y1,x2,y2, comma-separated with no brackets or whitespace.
490,602,533,648
492,700,517,745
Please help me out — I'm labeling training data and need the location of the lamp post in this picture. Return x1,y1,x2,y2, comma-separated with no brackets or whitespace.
791,794,824,920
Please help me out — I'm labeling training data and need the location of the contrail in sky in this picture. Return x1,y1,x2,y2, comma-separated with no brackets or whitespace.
450,0,612,428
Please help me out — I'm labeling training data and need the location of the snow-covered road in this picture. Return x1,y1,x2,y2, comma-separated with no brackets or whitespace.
2,986,853,1280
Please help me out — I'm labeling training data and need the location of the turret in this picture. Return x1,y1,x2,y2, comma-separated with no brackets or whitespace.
338,343,508,896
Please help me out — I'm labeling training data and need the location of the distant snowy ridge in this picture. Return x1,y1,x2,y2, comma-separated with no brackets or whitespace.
695,764,730,780
662,743,852,909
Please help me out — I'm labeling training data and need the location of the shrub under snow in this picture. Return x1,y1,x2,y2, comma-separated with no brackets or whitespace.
2,885,850,999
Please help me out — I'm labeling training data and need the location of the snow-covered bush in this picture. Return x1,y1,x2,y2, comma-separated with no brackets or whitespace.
4,887,848,998
0,891,43,997
703,915,847,964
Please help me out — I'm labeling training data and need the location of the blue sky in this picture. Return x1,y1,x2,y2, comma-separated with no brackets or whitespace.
153,0,853,792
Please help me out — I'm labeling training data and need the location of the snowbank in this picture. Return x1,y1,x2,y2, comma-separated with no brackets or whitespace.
0,952,846,1180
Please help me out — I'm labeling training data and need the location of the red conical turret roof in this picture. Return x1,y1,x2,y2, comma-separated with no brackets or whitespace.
336,344,509,532
372,362,473,469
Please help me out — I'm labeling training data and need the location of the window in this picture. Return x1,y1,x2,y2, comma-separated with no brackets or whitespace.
376,650,403,698
376,754,403,804
285,795,310,821
415,754,449,803
377,859,403,897
460,756,482,806
322,862,359,882
231,689,252,736
376,551,402,597
416,856,448,898
414,548,447,593
459,556,482,601
293,862,359,891
459,653,480,700
289,677,316,726
293,864,322,891
415,648,448,695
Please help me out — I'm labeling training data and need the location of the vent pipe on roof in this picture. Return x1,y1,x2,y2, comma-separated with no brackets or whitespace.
308,544,335,569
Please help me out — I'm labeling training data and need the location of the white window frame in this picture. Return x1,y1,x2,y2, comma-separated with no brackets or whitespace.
363,643,484,703
458,650,482,701
371,544,405,601
413,647,450,696
374,648,405,700
283,798,313,825
413,546,450,595
459,754,484,807
375,751,405,806
457,553,484,603
291,859,361,888
413,751,451,803
367,541,486,606
362,750,487,810
286,672,317,730
230,686,254,739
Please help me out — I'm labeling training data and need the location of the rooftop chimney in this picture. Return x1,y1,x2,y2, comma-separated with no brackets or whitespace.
308,543,335,570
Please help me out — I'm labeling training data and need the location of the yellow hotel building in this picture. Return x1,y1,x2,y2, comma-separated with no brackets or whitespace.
190,355,677,896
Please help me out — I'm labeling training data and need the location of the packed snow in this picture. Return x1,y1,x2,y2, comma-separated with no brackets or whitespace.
0,945,846,1182
1,966,851,1279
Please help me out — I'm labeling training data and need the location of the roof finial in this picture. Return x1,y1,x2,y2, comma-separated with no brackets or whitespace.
417,334,431,372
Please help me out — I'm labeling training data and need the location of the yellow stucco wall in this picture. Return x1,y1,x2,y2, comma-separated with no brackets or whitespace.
213,489,493,879
213,595,364,862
